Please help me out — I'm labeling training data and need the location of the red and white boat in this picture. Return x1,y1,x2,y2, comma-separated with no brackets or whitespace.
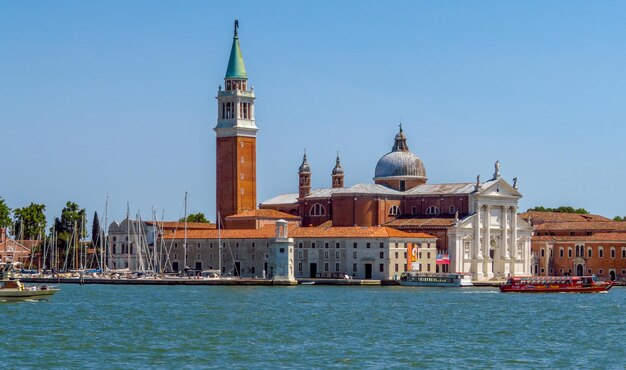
499,275,613,293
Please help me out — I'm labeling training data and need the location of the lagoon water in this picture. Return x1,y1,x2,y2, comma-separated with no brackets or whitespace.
1,285,624,369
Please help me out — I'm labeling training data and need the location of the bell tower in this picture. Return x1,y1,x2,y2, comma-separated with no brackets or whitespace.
215,20,258,223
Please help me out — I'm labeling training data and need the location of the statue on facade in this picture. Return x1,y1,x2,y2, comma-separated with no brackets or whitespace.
513,177,518,189
218,84,222,91
454,211,459,223
493,160,501,179
475,175,480,190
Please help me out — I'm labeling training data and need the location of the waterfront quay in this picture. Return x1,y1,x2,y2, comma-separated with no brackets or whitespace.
20,277,507,287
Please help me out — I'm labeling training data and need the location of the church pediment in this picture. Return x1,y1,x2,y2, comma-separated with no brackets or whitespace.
478,178,521,198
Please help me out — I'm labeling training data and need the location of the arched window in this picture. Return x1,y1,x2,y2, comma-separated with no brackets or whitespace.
567,247,572,258
587,247,593,258
559,247,564,258
622,247,626,259
411,206,417,215
310,203,326,216
540,248,545,257
389,205,400,216
598,247,604,258
610,247,616,258
426,206,440,215
449,205,456,214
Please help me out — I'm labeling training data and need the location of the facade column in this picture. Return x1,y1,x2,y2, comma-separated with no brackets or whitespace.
503,205,510,259
511,205,518,275
484,205,491,278
475,205,482,259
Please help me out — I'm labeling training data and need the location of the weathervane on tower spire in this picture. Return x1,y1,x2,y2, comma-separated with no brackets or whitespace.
234,19,239,37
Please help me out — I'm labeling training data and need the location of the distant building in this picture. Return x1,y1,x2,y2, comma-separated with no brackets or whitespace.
107,219,215,272
261,129,534,280
521,211,626,281
0,227,39,265
159,209,437,280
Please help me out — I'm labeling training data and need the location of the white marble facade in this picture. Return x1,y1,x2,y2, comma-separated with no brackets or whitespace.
448,177,533,280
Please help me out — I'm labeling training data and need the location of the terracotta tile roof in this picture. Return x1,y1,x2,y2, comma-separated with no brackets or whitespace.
534,221,626,231
225,209,300,220
291,225,435,239
162,224,277,240
519,211,611,224
145,221,216,230
533,233,626,242
385,217,456,228
161,224,435,240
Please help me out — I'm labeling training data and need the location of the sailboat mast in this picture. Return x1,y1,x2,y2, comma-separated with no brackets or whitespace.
126,203,130,271
183,191,187,274
102,195,108,271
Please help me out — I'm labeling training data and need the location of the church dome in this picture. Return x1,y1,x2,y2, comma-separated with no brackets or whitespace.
374,125,427,181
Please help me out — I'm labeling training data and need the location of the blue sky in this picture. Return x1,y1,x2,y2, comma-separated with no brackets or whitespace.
1,1,625,227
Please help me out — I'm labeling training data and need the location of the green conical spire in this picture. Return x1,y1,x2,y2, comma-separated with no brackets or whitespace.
225,20,247,79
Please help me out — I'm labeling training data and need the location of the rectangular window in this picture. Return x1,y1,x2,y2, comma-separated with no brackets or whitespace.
570,232,575,236
353,242,357,249
379,252,384,259
395,252,399,259
427,252,431,259
335,251,340,259
312,242,316,249
366,243,371,249
335,242,340,248
611,249,615,258
379,264,384,272
353,263,357,272
395,263,399,272
252,243,255,248
298,262,302,272
324,263,329,272
568,249,572,258
209,253,213,260
251,253,255,260
298,251,303,259
197,243,201,249
325,243,329,249
380,242,384,249
540,249,545,257
298,242,303,249
353,251,357,258
279,248,285,253
335,263,340,272
622,249,626,258
324,251,329,259
210,243,213,249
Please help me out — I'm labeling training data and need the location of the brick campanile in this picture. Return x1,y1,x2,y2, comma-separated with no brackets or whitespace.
214,20,258,224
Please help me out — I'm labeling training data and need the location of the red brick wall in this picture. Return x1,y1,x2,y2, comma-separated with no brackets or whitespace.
532,240,626,279
216,136,256,223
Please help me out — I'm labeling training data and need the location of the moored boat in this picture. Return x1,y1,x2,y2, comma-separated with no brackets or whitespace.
499,275,613,293
399,271,473,287
0,262,59,301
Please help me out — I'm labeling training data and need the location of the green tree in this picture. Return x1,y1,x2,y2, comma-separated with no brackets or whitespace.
54,201,87,247
92,211,101,246
0,197,11,230
527,206,589,214
614,216,625,221
13,203,47,240
179,213,210,223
